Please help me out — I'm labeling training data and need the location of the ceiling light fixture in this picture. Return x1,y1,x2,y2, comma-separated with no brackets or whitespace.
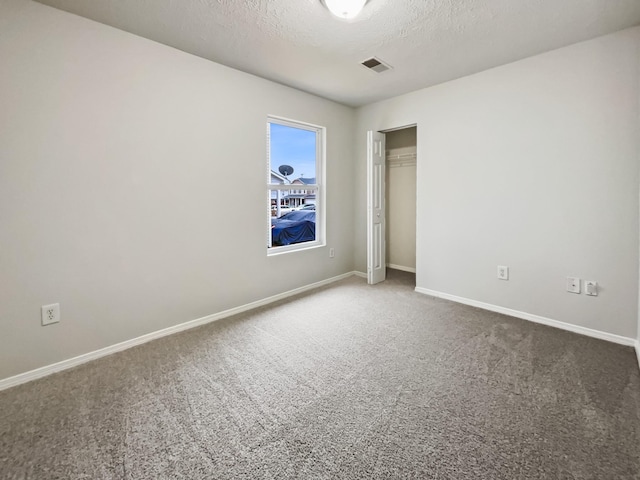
323,0,367,20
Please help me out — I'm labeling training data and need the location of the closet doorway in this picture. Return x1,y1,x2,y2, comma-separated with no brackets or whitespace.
384,126,417,277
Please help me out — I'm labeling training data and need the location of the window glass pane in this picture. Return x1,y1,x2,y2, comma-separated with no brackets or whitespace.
269,123,317,184
269,191,317,247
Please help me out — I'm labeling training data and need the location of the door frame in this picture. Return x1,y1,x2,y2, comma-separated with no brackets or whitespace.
366,124,418,285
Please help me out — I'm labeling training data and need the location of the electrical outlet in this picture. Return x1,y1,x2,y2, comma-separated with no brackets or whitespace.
585,281,598,296
497,266,509,280
566,277,580,294
41,303,60,326
329,248,335,258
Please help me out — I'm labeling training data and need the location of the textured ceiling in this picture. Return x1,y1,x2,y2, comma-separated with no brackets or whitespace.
35,0,640,107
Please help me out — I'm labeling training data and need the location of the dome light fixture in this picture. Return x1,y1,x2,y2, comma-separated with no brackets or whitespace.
323,0,367,20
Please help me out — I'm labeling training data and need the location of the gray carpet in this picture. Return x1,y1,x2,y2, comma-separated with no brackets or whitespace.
1,269,639,479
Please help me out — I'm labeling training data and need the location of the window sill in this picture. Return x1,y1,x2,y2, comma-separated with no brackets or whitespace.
267,241,325,256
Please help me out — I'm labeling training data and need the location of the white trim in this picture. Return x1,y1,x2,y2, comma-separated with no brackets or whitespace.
354,271,368,279
387,263,416,273
380,123,417,133
415,287,636,347
0,271,360,392
635,340,640,371
267,240,324,256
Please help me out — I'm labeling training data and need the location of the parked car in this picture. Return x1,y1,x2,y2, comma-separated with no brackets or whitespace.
280,207,295,218
271,210,316,246
299,204,316,210
273,207,295,217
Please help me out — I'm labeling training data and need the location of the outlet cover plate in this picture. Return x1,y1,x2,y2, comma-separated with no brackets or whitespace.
567,277,581,294
41,303,60,326
497,266,509,280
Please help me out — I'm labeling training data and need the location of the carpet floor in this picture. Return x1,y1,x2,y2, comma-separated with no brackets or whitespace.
1,269,639,479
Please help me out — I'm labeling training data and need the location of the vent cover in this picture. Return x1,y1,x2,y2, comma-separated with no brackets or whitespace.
361,57,392,73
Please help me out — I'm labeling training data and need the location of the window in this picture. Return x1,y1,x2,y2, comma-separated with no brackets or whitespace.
267,116,324,254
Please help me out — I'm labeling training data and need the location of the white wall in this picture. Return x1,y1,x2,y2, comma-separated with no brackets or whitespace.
0,0,356,380
385,128,416,271
356,27,640,339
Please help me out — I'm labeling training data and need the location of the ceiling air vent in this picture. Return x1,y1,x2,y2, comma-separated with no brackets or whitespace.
361,57,392,73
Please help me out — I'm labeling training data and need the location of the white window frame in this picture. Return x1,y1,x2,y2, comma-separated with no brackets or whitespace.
267,115,326,255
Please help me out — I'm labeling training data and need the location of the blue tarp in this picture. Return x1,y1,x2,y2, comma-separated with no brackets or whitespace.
271,211,316,246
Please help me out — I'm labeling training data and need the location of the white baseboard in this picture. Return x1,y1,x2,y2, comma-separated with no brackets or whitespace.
0,271,360,392
387,264,416,273
354,271,367,279
636,340,640,371
415,287,636,347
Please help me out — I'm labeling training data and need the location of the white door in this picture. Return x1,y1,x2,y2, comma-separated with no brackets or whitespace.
367,131,386,284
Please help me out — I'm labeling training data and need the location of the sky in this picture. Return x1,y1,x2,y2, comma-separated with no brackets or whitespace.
269,123,316,181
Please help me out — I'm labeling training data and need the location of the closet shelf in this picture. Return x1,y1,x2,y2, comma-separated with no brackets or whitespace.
387,152,416,167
